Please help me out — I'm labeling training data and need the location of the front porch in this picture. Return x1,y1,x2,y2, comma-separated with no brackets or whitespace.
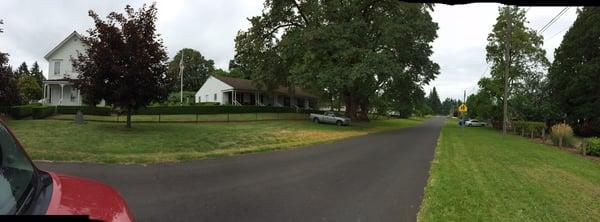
42,80,82,106
222,90,316,109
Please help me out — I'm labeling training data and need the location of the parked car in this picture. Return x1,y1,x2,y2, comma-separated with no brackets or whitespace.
465,119,487,127
0,120,134,221
309,111,351,126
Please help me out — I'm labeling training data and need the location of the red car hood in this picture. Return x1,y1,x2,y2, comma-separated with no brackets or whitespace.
45,172,134,222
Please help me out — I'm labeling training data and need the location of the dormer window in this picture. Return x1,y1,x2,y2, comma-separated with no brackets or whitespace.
53,60,62,76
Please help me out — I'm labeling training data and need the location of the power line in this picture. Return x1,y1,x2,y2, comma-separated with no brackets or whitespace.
538,7,569,34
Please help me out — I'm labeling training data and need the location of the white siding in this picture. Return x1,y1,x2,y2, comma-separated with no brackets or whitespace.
195,76,233,104
47,35,87,80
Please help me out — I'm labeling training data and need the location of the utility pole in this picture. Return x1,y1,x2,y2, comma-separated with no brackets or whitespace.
179,50,185,106
503,6,512,135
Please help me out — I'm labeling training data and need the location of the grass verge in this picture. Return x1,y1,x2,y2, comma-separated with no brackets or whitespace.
418,120,600,221
7,117,427,164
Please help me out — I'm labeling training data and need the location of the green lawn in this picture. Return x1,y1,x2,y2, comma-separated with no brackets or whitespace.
48,112,308,122
6,117,427,164
418,120,600,221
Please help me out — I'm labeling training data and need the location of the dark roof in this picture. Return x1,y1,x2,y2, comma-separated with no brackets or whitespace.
213,76,318,99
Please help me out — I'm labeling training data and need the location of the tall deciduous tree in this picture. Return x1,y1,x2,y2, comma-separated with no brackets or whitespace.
483,6,549,122
0,53,20,107
17,75,42,103
0,21,21,108
234,1,439,121
73,3,172,128
548,7,600,136
167,48,215,92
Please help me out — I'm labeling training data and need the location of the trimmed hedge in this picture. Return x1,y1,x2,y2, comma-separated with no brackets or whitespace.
194,102,220,106
135,105,322,115
32,106,56,119
583,137,600,156
9,105,35,119
513,121,546,138
56,106,112,116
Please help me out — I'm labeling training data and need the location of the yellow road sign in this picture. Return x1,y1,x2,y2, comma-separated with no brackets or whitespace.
458,104,468,113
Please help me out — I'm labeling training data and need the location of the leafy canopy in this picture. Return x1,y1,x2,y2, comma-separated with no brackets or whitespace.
548,7,600,136
73,3,171,128
234,0,439,120
167,48,215,92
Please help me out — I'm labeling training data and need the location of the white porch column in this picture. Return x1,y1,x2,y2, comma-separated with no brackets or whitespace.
305,99,309,109
42,83,47,104
77,89,81,105
255,92,259,106
59,84,64,105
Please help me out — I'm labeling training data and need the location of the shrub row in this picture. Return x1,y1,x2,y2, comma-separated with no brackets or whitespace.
9,105,36,119
32,106,56,119
583,137,600,156
513,121,546,138
135,105,320,115
57,106,112,116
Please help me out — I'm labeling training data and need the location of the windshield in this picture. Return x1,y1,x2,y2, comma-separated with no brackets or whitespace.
0,125,34,214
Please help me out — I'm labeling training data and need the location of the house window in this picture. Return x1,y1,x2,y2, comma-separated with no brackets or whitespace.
53,60,62,75
214,93,217,101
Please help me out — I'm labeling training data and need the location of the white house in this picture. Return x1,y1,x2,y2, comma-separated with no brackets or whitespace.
41,31,104,106
195,76,318,109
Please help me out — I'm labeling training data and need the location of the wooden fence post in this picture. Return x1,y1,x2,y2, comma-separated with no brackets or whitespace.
227,112,230,122
541,129,545,143
531,129,534,139
196,111,198,124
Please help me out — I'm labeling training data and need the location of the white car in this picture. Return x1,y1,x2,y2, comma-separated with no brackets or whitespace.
309,111,351,126
465,119,486,127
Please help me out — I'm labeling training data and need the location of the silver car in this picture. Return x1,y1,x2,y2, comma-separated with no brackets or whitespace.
309,111,351,126
465,119,486,127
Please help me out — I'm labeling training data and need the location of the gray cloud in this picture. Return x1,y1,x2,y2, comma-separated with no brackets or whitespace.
0,1,577,101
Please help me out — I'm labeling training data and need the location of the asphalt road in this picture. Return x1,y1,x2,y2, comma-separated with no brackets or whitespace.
37,117,444,222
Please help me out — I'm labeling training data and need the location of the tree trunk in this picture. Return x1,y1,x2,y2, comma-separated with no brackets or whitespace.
358,102,370,121
126,107,132,129
343,91,359,121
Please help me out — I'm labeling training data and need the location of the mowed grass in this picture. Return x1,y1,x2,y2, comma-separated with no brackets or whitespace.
6,117,427,164
418,121,600,222
48,112,308,122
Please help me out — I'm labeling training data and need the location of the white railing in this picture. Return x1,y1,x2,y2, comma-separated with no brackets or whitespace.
233,100,242,106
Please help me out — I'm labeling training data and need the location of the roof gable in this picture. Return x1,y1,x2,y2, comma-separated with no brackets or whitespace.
44,31,83,60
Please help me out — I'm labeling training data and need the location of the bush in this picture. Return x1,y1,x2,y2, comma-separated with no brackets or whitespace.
550,123,574,147
9,105,36,119
582,137,600,156
194,102,220,106
56,106,112,116
32,106,55,119
513,121,546,138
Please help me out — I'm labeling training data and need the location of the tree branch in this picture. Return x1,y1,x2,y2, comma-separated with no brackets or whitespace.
292,0,310,26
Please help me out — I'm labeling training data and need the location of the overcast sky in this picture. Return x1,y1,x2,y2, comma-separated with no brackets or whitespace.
0,1,578,100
